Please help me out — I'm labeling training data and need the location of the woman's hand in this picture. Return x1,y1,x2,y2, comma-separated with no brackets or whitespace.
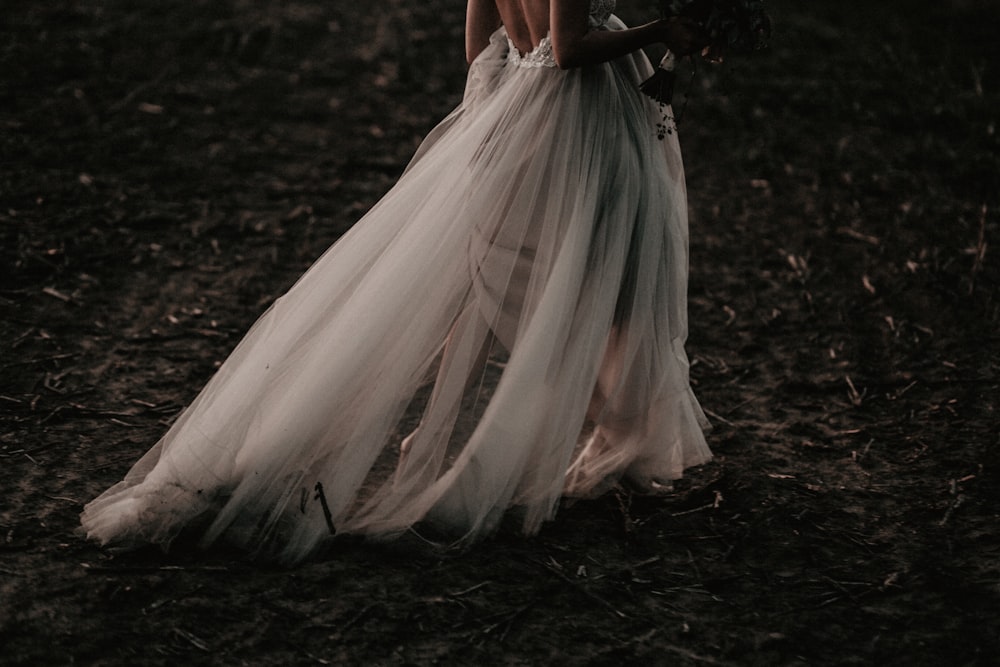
656,17,709,56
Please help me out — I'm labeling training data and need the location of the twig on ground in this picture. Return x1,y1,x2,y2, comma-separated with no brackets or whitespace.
968,203,987,295
845,375,865,406
313,482,337,535
671,491,723,518
0,353,78,371
42,287,73,303
702,407,735,426
836,226,881,246
660,642,730,664
42,374,68,395
45,495,79,504
820,575,862,604
939,494,965,526
450,581,492,597
108,64,176,113
173,627,210,652
337,603,379,635
481,600,534,641
81,564,229,573
535,558,628,619
852,438,875,463
630,555,663,569
670,502,718,517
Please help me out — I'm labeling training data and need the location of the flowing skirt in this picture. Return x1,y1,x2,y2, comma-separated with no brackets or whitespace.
81,19,712,563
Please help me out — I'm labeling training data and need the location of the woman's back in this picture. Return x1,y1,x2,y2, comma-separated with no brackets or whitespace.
493,0,551,55
474,1,680,72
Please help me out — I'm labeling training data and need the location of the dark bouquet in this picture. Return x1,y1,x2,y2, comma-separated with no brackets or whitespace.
640,0,772,107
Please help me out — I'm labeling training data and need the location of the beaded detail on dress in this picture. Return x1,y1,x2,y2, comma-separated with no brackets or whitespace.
507,0,616,69
508,35,557,68
588,0,616,27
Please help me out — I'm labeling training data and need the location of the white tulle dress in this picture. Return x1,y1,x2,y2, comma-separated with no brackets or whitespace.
81,0,712,563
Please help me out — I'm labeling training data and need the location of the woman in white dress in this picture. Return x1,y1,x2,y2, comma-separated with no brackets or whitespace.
81,0,713,563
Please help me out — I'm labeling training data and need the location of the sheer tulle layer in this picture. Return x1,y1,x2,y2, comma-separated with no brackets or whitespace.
81,18,711,563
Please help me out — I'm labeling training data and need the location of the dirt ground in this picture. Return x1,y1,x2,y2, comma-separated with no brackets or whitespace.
2,0,998,664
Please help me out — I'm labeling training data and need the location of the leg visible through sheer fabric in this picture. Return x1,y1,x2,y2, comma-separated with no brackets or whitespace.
566,324,675,496
397,300,497,470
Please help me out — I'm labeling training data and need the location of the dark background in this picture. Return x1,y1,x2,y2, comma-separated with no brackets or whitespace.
2,0,998,664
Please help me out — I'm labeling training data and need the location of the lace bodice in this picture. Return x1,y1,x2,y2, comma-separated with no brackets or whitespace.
508,0,616,69
508,35,557,68
589,0,615,27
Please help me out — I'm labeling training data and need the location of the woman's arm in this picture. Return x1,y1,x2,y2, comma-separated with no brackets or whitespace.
466,0,502,64
551,0,705,69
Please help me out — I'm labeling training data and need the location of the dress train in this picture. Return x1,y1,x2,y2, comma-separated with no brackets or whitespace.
81,11,712,563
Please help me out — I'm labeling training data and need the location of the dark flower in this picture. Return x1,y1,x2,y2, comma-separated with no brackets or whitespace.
660,0,771,54
641,0,771,112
